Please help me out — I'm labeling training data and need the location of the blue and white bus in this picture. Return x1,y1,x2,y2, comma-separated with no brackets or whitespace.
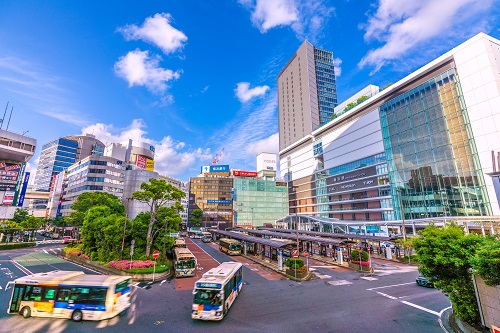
192,262,243,321
173,247,197,277
7,271,131,322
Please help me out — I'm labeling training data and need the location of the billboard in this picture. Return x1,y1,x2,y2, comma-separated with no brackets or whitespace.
17,172,30,207
233,170,258,177
2,191,15,205
256,153,277,172
146,158,154,171
136,155,147,169
0,162,23,191
201,165,230,173
206,200,232,204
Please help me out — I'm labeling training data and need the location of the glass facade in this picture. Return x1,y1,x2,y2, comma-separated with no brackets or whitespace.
380,68,491,219
233,178,288,227
314,47,337,125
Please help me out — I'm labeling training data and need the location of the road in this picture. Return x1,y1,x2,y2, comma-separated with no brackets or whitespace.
0,240,451,333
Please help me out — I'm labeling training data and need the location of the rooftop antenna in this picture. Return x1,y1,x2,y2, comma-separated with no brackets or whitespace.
22,130,29,135
6,106,13,131
0,101,8,130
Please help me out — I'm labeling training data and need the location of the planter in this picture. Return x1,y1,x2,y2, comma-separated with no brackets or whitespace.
349,262,373,273
286,268,308,279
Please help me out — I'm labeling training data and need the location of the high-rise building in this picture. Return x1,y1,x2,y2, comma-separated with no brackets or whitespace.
278,40,338,151
33,134,104,192
280,32,500,227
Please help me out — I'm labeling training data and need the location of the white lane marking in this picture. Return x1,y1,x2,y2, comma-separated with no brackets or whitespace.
439,306,452,333
310,265,337,268
50,249,57,254
188,239,220,264
400,301,440,316
11,260,33,275
360,276,378,281
132,282,140,287
367,282,415,290
376,291,398,300
309,268,316,271
327,280,352,286
315,274,331,279
60,257,102,274
43,250,49,254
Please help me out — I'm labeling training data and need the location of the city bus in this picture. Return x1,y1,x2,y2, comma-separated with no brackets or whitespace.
174,238,187,248
192,262,243,321
173,247,197,277
7,270,131,322
201,232,212,243
219,238,242,255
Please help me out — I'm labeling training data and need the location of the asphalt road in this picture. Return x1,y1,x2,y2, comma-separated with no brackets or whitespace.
0,240,451,333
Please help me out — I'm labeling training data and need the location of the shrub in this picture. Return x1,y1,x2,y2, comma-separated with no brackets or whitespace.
65,248,82,256
285,258,304,269
351,250,369,262
0,242,36,250
124,263,169,274
109,260,157,271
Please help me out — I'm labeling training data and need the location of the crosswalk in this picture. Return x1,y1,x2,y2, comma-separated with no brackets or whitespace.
36,239,63,244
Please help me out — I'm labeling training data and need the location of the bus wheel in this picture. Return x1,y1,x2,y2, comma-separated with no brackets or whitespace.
21,306,31,319
71,309,83,322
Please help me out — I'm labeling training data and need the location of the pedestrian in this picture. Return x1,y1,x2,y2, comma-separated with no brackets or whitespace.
370,245,373,254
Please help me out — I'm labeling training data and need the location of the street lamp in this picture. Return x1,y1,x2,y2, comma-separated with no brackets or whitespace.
396,189,407,241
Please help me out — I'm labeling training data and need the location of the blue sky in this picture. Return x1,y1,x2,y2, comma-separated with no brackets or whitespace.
1,0,499,182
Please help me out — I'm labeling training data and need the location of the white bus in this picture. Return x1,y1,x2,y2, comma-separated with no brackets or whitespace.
173,247,197,277
192,262,243,321
219,238,242,255
7,270,131,322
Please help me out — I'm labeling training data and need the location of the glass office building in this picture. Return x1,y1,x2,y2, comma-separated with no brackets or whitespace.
380,69,491,218
314,47,338,125
233,178,289,228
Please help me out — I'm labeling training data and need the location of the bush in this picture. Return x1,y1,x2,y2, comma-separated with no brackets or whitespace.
65,248,82,256
109,260,157,271
351,250,369,262
124,263,169,274
0,242,36,250
285,258,304,269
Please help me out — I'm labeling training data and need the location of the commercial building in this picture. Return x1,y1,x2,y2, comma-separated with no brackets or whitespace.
33,134,104,192
0,129,36,219
188,165,233,230
59,155,126,216
279,32,500,227
278,40,338,151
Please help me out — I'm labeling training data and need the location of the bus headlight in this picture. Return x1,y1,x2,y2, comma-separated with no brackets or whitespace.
192,310,198,315
216,311,221,316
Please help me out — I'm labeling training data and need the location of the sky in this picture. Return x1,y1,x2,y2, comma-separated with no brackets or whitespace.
1,0,499,183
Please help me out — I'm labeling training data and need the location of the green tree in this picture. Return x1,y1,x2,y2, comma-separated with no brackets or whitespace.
470,235,500,286
382,83,393,90
20,216,43,229
12,208,29,224
131,178,185,256
413,224,485,324
69,192,125,226
190,209,203,228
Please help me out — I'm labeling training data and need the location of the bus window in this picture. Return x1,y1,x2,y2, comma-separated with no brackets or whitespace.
56,289,71,302
70,287,107,306
115,279,130,293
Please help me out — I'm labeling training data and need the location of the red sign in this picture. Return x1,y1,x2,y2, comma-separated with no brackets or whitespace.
136,155,147,169
293,253,299,258
232,170,258,177
304,251,309,257
152,250,160,259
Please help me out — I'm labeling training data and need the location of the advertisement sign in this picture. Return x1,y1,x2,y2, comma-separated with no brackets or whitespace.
136,155,147,169
206,200,232,204
11,162,25,206
2,191,15,205
0,162,23,190
201,165,230,173
146,158,154,171
326,176,379,194
17,172,30,207
275,181,288,187
233,170,258,177
256,153,277,172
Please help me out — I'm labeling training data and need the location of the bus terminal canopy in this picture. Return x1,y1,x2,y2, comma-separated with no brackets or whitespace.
211,230,294,248
257,227,395,242
233,228,344,246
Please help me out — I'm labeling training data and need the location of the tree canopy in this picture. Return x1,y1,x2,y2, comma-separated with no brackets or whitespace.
131,178,185,256
189,208,203,228
69,192,125,226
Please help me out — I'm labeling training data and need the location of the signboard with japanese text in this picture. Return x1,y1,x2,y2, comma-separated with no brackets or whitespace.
201,165,230,173
136,155,147,169
233,170,258,177
2,191,15,205
17,172,30,207
0,162,23,191
146,158,154,171
206,200,232,204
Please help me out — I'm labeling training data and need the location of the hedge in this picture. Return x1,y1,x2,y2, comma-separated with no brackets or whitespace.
0,242,36,250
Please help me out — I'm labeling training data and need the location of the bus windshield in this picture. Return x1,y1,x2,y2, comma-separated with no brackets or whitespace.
229,243,242,251
193,289,221,306
175,259,195,269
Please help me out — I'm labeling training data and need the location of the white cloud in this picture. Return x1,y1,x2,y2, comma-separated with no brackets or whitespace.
334,57,342,77
245,132,279,156
235,82,270,102
25,157,39,186
239,0,334,42
114,49,180,94
81,119,212,178
0,57,90,126
117,13,188,55
359,0,495,72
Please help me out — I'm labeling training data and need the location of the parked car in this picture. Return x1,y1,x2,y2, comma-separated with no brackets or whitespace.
416,276,434,288
380,241,395,248
62,236,72,244
51,232,60,239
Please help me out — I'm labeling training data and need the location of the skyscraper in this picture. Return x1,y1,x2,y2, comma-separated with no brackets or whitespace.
278,40,338,151
33,134,104,191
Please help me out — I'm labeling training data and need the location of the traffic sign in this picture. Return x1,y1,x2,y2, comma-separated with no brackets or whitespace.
152,250,160,259
304,251,309,257
169,233,179,238
293,253,299,258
